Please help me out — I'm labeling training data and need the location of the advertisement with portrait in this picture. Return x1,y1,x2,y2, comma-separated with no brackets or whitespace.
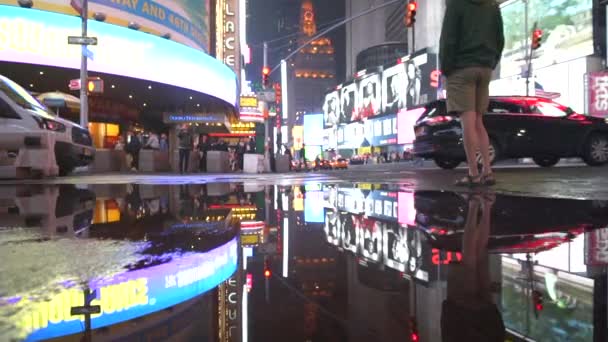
402,50,439,109
356,216,384,263
364,114,398,146
340,81,358,124
324,209,341,246
0,5,236,106
355,72,381,121
323,90,340,127
384,223,427,281
0,0,211,52
499,0,593,79
340,213,358,253
382,62,407,114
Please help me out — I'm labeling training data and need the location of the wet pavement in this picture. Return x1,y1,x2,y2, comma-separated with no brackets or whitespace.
0,181,607,341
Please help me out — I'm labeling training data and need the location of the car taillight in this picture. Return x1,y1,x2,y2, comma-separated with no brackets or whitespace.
425,115,454,126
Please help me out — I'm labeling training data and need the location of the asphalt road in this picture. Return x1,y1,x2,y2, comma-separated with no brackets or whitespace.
1,163,607,200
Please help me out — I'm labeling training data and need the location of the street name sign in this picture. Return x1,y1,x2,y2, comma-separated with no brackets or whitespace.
68,36,98,45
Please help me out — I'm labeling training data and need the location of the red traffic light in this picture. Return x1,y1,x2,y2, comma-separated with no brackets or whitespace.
532,28,543,50
264,269,271,278
262,66,270,76
408,1,417,12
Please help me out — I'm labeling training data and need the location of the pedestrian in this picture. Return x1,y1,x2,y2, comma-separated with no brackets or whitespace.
144,133,160,150
125,131,141,171
177,125,193,174
236,139,245,171
159,133,169,152
197,134,210,172
247,137,256,153
439,0,503,186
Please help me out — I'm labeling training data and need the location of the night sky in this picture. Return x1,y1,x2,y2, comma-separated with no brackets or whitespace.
246,0,346,86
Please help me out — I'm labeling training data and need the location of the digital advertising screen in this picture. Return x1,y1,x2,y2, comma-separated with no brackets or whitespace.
0,0,211,52
340,82,358,124
356,217,384,262
323,127,337,150
397,107,426,145
305,191,325,223
324,210,341,246
323,90,340,127
340,213,358,253
499,0,593,78
355,73,382,121
364,114,398,146
303,114,325,146
0,5,237,107
15,238,238,341
382,63,407,114
400,51,438,109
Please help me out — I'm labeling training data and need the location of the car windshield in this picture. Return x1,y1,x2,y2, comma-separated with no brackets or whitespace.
0,76,55,118
529,100,576,117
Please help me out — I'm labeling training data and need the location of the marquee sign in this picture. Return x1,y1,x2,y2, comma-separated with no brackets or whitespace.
217,0,241,82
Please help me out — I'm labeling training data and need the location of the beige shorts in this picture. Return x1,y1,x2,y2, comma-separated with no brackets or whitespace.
446,67,492,114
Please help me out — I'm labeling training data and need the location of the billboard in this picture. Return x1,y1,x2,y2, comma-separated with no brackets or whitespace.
397,107,426,145
364,114,398,146
587,71,608,118
340,82,358,124
323,90,340,127
303,114,325,145
0,0,211,52
382,63,407,114
499,0,593,78
355,72,381,121
0,5,237,107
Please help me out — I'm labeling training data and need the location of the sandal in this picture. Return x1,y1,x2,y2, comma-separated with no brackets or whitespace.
455,174,483,187
481,173,496,186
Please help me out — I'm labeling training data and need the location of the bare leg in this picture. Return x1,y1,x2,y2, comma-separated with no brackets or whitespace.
476,114,492,176
460,111,480,177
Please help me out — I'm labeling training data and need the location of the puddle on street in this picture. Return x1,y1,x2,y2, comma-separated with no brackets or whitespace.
0,183,606,341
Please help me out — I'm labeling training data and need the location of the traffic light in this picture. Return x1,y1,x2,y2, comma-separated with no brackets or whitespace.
409,317,419,342
532,28,543,50
264,259,271,278
533,290,543,312
262,66,270,89
405,1,417,28
87,77,104,94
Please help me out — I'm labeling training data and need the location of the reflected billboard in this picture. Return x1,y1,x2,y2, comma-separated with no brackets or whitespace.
0,0,211,52
0,5,237,107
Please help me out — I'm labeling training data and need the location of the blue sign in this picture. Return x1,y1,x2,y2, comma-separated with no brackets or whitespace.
18,238,238,341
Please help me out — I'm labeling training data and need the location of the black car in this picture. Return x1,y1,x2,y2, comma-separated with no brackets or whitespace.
412,97,608,169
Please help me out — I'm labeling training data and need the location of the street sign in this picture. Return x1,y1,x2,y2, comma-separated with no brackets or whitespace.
69,79,81,90
68,36,98,45
257,91,275,103
71,305,101,316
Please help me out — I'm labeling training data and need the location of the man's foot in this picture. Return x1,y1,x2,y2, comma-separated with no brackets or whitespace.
481,172,496,186
455,174,483,187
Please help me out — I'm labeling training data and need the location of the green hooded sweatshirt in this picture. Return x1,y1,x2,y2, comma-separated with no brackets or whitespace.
439,0,505,77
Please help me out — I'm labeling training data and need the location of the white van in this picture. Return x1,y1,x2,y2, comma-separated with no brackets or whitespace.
0,74,95,176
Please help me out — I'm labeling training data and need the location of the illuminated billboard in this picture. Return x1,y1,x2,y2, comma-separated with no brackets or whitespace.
382,63,407,114
323,90,340,127
499,0,593,78
303,114,324,145
339,82,358,123
0,5,237,107
14,238,238,341
0,0,211,52
355,72,381,121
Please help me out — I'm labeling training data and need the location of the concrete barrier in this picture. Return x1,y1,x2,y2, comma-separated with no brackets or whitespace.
275,155,291,173
92,149,126,173
207,151,230,173
139,150,171,172
243,153,264,173
0,132,59,178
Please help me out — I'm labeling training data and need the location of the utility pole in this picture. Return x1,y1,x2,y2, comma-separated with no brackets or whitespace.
524,0,530,96
80,0,89,128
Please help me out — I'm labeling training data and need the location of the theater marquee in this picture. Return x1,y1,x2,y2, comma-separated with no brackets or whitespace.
216,0,241,82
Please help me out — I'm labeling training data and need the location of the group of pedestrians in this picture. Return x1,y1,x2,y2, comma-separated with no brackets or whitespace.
114,130,169,171
177,125,256,174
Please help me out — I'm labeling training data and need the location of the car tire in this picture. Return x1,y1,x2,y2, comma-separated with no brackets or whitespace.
434,158,461,170
476,138,500,167
533,156,560,168
582,134,608,166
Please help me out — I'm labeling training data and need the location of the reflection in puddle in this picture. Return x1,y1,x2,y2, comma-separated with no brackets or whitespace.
0,183,606,341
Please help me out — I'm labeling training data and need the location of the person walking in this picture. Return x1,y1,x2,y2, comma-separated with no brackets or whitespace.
159,133,169,152
197,134,210,172
439,0,504,186
177,125,193,174
125,131,141,171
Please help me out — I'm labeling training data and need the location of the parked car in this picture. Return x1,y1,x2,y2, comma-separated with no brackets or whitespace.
0,74,94,175
412,97,608,169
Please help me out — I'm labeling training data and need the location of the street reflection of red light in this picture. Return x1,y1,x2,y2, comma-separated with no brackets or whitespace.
411,333,419,341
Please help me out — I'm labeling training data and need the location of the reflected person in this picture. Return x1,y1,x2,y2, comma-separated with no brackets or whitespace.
441,192,505,342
